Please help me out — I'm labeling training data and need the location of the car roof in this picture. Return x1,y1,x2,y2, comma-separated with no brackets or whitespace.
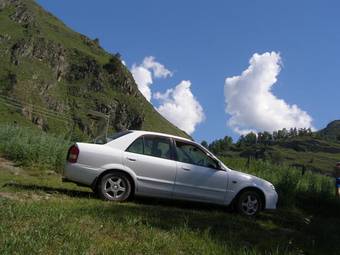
129,130,193,142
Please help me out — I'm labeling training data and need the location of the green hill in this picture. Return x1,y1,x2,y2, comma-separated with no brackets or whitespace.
206,123,340,176
318,120,340,141
0,0,189,140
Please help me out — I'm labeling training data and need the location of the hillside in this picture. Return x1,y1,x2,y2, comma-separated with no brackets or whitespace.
207,122,340,176
318,120,340,141
0,0,188,140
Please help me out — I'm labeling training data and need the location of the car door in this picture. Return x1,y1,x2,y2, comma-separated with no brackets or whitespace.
123,135,177,198
173,140,228,204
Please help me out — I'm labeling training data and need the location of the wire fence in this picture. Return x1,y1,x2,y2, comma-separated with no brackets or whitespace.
0,95,71,124
0,95,110,140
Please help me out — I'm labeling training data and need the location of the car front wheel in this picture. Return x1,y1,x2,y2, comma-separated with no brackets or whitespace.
98,172,132,201
237,190,262,216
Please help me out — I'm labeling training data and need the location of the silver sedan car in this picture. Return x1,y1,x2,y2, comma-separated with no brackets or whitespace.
63,130,278,216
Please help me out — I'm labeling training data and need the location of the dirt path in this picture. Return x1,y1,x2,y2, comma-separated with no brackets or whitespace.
0,156,24,175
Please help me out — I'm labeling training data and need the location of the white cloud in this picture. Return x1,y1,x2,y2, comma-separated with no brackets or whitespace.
131,56,172,101
131,57,204,134
224,52,313,135
131,65,153,101
154,80,205,135
142,56,173,78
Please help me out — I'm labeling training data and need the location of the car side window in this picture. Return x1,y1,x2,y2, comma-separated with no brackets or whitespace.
175,141,219,169
126,137,144,154
144,136,171,160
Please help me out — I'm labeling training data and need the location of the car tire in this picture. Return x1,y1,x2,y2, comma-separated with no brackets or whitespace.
98,172,132,202
236,190,262,216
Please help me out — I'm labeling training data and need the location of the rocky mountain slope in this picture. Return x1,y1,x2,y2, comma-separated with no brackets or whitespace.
0,0,188,140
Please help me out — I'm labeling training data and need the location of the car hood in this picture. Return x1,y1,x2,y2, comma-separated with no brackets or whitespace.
228,168,274,189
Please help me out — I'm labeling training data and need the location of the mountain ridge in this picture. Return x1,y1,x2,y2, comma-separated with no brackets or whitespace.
0,0,189,140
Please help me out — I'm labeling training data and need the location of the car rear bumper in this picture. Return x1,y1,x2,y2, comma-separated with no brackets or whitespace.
63,163,100,187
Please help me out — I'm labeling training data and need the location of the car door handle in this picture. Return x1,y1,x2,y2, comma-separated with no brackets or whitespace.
127,157,137,162
181,167,191,171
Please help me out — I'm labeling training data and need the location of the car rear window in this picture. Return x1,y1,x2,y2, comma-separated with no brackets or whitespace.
107,131,131,141
126,135,172,160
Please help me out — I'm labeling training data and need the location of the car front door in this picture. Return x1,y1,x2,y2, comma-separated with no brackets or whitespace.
123,135,176,198
173,140,228,204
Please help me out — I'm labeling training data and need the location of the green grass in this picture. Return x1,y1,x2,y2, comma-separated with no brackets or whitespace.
0,170,315,255
0,125,340,254
0,124,70,173
221,157,336,208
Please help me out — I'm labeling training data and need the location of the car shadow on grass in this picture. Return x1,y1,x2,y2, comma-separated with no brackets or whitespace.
2,183,95,199
3,181,233,212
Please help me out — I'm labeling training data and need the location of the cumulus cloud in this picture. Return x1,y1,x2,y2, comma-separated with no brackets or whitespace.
131,57,172,101
131,64,153,101
154,80,205,135
224,52,313,135
142,56,173,78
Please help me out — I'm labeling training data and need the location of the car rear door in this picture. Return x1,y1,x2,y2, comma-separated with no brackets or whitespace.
173,140,228,204
123,135,176,198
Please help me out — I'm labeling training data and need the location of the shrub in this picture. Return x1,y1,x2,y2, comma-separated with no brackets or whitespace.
0,124,70,173
221,157,337,208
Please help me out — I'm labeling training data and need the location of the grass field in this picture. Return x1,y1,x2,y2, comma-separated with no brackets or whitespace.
1,161,340,255
1,125,340,254
0,124,70,173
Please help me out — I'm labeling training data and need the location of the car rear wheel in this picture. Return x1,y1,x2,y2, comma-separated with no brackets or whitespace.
237,190,262,216
98,172,131,201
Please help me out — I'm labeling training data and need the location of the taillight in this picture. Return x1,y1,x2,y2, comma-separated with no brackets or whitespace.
67,145,79,163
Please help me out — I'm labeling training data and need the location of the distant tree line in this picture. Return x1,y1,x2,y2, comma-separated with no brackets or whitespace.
201,136,233,155
201,127,314,155
237,127,313,147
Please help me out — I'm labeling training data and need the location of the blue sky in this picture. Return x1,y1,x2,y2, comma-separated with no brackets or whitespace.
37,0,340,142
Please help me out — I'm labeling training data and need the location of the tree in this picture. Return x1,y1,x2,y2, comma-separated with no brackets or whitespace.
208,136,233,154
201,140,208,148
244,132,257,146
237,135,246,147
257,131,272,145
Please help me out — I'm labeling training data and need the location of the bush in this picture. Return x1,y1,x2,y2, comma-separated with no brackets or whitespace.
220,157,337,208
0,124,70,173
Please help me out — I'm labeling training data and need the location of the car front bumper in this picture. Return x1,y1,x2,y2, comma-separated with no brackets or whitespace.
265,189,278,210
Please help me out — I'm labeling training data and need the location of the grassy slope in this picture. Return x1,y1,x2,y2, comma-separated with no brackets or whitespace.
0,0,189,139
223,136,340,175
1,160,340,255
0,125,340,254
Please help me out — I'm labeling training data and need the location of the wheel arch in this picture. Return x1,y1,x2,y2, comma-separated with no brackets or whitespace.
92,168,136,196
232,186,266,210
